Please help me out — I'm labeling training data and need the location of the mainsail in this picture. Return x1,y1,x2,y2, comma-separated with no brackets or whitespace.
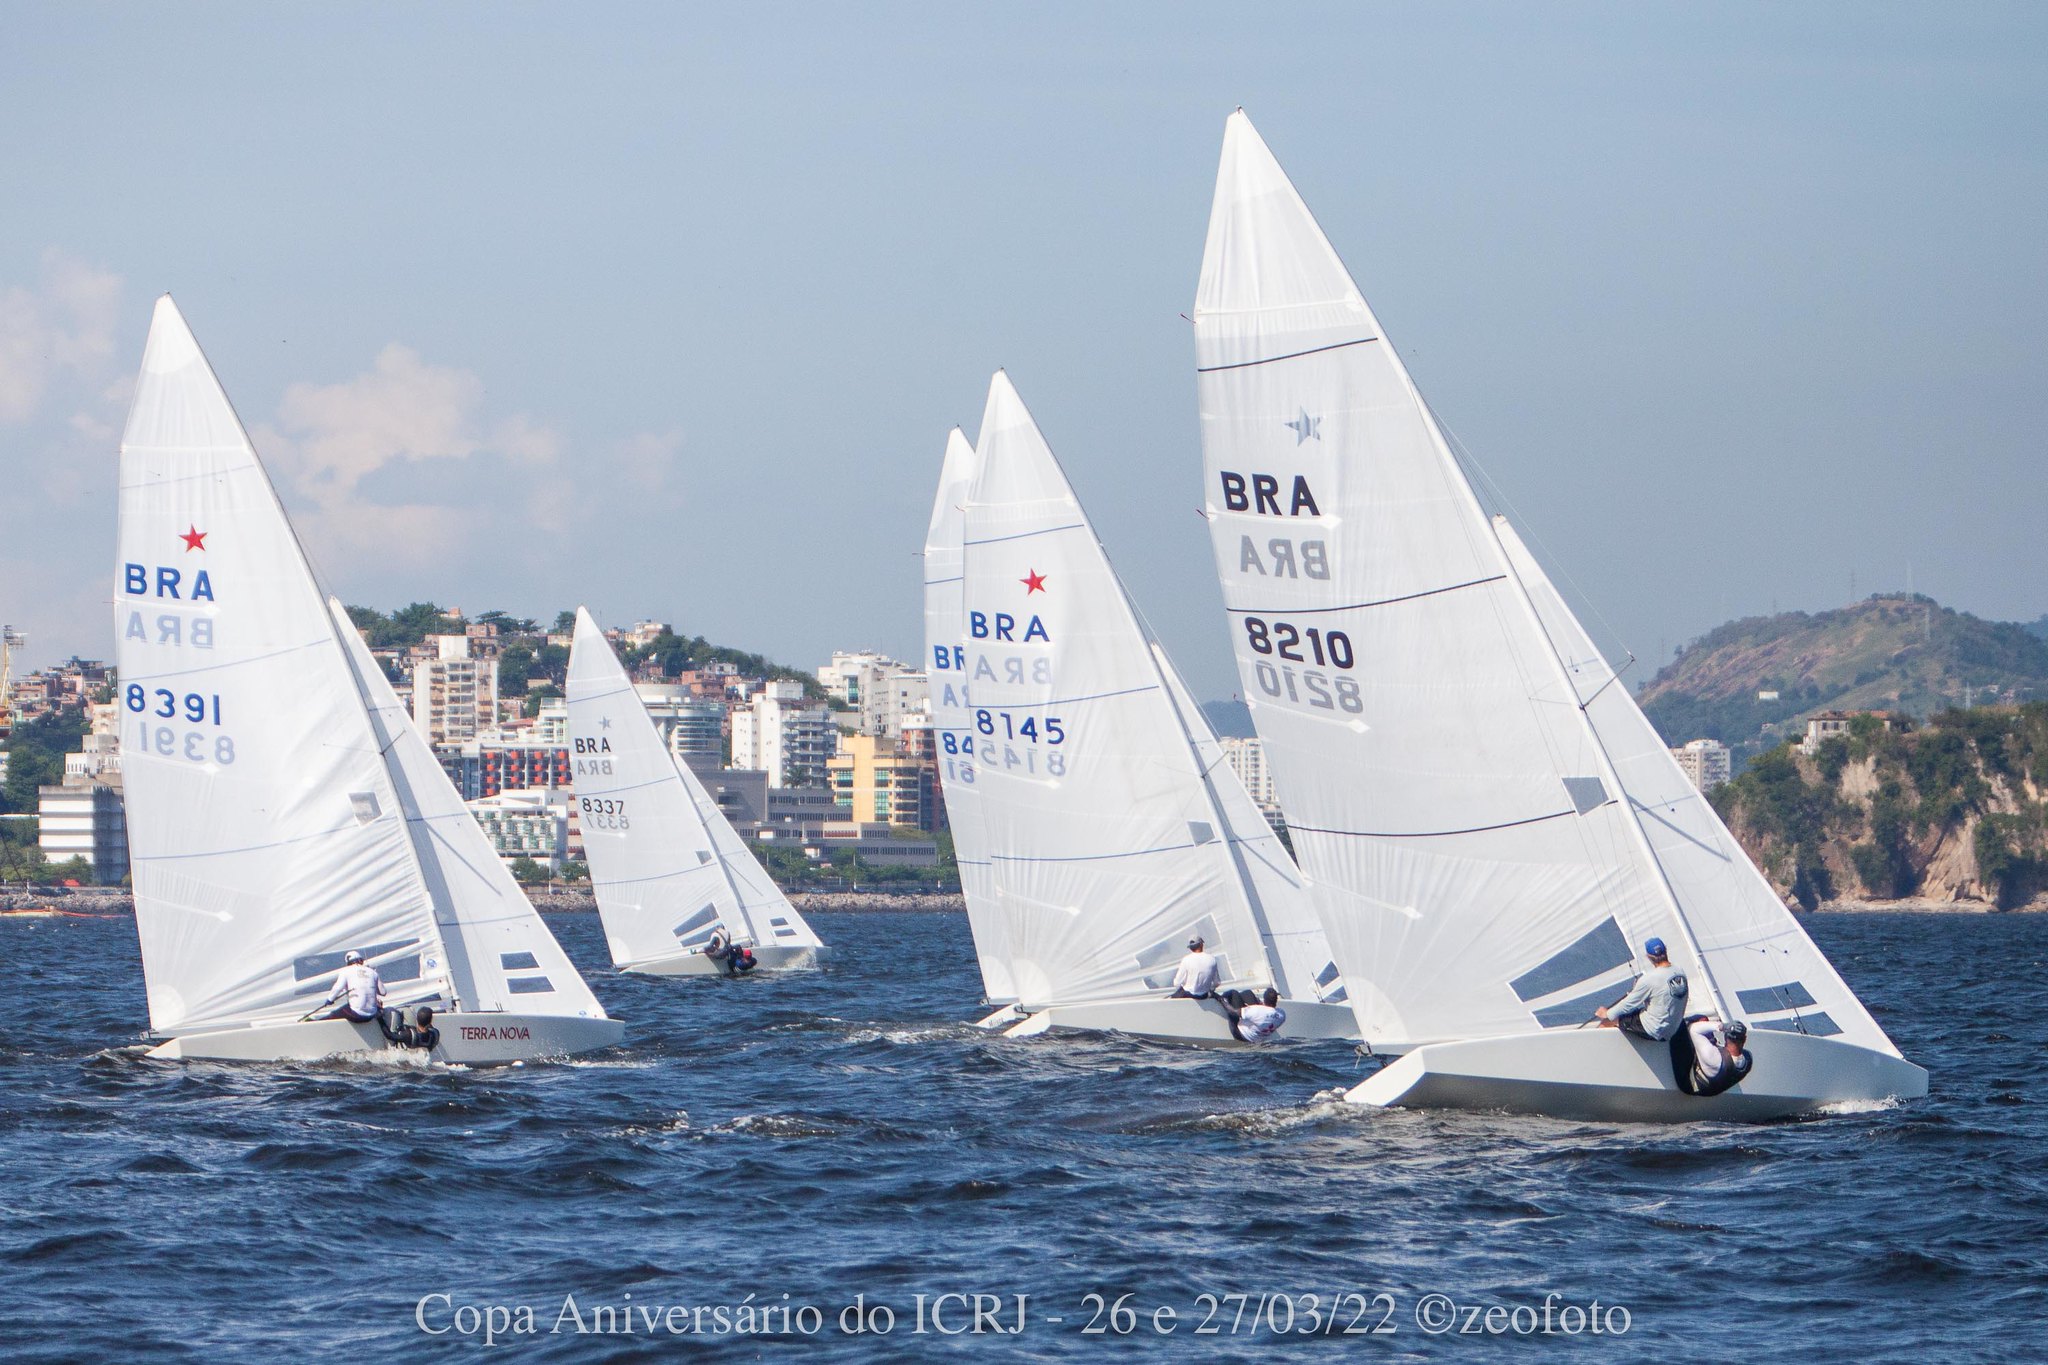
923,427,1014,1003
1190,111,1901,1056
565,608,822,967
115,295,606,1033
955,370,1340,1009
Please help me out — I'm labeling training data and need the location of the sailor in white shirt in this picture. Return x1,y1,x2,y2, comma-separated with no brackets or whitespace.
1229,988,1288,1044
1168,937,1221,1000
320,950,386,1024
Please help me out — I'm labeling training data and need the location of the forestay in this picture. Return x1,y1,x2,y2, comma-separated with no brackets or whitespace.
566,608,821,967
961,371,1338,1008
1191,111,1901,1057
924,428,1016,1003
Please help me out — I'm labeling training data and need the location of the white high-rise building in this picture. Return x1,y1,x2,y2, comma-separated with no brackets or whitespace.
411,634,500,745
39,706,128,883
1672,738,1733,791
818,650,929,740
731,680,838,788
1220,735,1277,808
630,682,726,760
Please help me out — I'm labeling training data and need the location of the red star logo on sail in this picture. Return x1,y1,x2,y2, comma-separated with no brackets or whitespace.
179,525,208,552
1021,568,1047,594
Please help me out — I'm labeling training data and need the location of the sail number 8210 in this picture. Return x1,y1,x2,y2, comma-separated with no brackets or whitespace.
1244,618,1362,713
1243,618,1353,668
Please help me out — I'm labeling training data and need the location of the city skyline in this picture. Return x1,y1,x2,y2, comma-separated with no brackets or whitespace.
4,6,2045,701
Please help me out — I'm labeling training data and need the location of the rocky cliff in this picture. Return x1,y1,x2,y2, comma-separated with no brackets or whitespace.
1711,704,2048,910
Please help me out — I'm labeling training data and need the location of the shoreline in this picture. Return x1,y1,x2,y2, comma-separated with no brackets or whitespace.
0,888,968,915
5,889,2040,917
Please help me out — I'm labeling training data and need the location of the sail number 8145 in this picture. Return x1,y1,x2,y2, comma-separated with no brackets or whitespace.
974,710,1065,744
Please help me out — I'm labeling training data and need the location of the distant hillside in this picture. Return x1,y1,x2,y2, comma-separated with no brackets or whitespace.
343,603,823,700
1639,595,2048,756
1712,704,2048,910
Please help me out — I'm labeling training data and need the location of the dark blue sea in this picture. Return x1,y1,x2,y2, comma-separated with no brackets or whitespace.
0,908,2040,1362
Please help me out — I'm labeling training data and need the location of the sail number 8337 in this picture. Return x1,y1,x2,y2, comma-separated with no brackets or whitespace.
1242,618,1362,713
125,684,236,763
579,796,631,831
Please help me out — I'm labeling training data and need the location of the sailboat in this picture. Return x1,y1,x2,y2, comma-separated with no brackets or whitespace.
563,608,826,974
924,428,1016,1008
937,371,1356,1045
116,297,623,1063
1190,111,1926,1118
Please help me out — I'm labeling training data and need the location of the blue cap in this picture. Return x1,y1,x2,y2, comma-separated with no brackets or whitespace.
1644,938,1667,959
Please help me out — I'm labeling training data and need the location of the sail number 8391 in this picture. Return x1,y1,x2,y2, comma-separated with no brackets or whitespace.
1243,617,1362,713
125,683,236,763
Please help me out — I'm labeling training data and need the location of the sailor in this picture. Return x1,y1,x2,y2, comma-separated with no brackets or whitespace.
1595,937,1688,1041
379,1004,441,1052
1168,936,1221,1000
703,926,757,978
319,950,385,1024
1224,987,1288,1044
1676,1016,1752,1096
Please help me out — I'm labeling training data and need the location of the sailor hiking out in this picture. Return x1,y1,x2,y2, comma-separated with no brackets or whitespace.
379,1005,441,1052
1672,1016,1753,1097
1220,987,1287,1044
703,926,758,978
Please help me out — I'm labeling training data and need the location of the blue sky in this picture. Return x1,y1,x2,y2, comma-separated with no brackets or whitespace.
4,4,2044,699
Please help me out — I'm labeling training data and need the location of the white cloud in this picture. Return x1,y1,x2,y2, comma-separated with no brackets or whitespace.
0,249,121,424
253,344,568,569
614,428,684,491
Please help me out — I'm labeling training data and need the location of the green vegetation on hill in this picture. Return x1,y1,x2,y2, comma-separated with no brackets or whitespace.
1711,704,2048,909
341,604,822,700
622,632,824,701
1640,595,2048,757
1,705,90,814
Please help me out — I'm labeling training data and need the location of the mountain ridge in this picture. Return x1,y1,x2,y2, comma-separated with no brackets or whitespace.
1639,594,2048,755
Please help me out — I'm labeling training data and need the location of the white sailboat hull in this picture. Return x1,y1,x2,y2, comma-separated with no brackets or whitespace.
146,1012,625,1065
1345,1028,1928,1123
1001,996,1359,1047
621,944,828,977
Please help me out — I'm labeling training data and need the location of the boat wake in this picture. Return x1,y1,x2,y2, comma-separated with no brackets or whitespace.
1125,1088,1373,1138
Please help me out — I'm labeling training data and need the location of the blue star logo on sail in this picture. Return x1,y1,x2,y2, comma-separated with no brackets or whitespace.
1285,409,1321,444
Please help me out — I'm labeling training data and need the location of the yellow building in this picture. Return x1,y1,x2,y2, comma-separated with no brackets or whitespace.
827,733,937,831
